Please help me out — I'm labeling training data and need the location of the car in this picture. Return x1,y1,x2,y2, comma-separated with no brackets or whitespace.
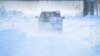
36,11,64,32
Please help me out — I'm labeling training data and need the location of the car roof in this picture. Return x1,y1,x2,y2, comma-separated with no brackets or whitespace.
41,11,60,14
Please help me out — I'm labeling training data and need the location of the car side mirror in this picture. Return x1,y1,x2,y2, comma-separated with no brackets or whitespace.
62,16,65,19
35,16,39,19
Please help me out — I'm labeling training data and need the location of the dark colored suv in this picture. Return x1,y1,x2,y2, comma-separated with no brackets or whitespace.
37,11,64,32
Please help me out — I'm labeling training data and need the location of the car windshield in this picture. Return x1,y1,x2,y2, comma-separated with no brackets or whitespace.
40,11,61,19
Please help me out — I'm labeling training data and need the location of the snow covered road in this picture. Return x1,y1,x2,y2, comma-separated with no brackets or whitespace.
0,17,100,56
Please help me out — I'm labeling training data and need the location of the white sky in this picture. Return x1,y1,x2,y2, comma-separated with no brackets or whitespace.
0,1,83,15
